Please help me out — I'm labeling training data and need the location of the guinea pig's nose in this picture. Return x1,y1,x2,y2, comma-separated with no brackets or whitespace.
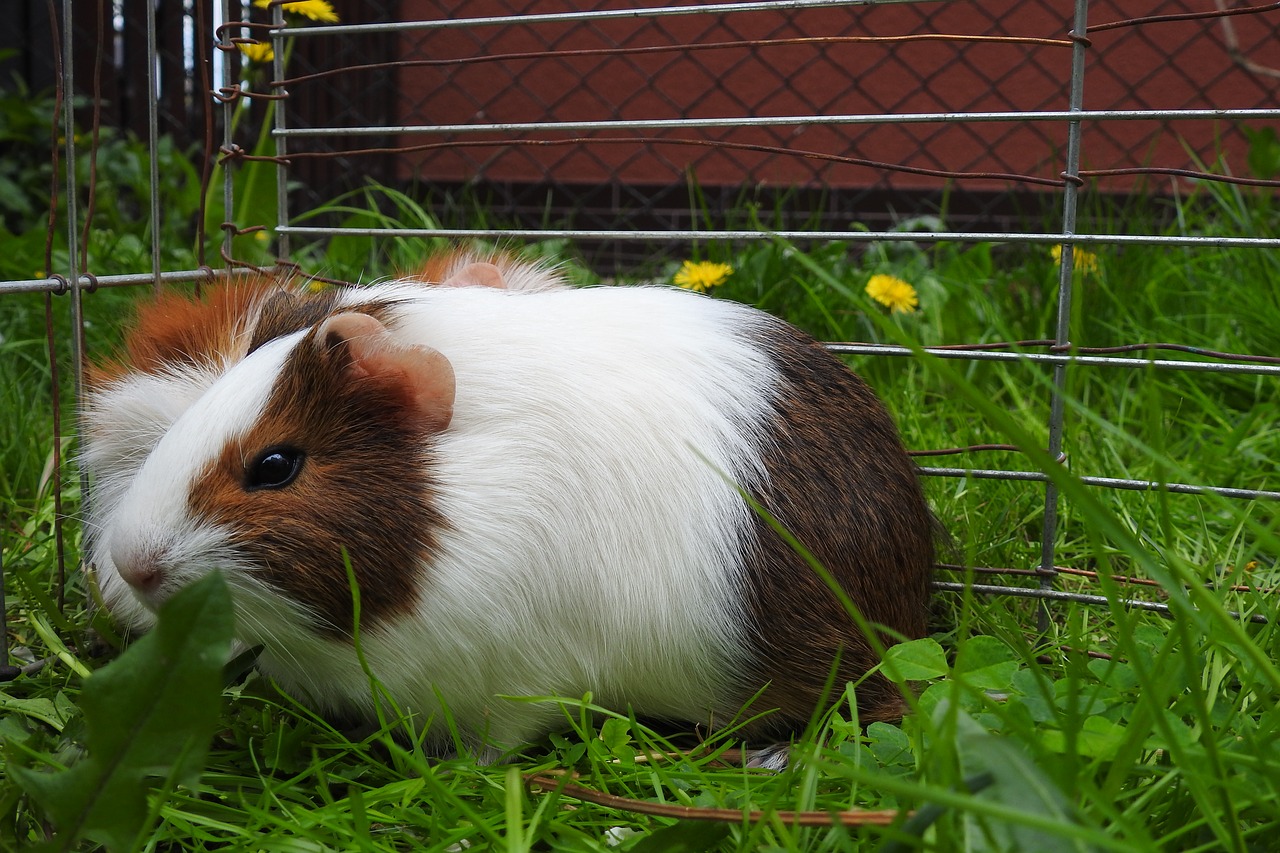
112,542,169,593
121,559,164,593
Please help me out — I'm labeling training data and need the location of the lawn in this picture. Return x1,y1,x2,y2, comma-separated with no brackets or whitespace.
2,160,1279,851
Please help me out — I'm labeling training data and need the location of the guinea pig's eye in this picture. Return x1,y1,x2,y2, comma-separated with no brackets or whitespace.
245,446,305,491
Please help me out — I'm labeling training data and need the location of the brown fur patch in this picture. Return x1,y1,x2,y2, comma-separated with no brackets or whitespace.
187,313,442,636
398,248,540,288
401,248,489,284
738,321,934,734
87,276,283,386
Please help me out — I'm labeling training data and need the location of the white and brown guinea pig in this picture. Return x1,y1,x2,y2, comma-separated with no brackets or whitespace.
81,251,934,761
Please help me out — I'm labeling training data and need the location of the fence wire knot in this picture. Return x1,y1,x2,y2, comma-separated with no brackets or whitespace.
220,221,267,238
213,83,245,104
214,21,274,44
45,274,69,296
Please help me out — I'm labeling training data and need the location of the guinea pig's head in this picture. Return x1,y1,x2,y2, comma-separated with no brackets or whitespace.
101,303,455,641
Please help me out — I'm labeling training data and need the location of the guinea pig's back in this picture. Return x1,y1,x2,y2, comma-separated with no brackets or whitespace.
364,283,930,729
370,284,784,722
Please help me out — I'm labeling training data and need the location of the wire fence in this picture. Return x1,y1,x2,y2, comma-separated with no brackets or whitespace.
2,0,1279,656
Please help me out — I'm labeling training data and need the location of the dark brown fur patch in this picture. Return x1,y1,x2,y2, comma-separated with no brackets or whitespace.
246,289,341,355
188,313,442,636
738,320,934,734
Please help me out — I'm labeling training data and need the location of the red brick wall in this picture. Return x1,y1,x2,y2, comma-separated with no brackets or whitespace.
394,1,1279,193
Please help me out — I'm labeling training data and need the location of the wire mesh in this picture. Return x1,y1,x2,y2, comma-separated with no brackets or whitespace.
1,0,1278,652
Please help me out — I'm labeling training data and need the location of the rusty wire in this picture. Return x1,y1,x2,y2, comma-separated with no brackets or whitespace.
40,0,68,613
1086,0,1280,33
221,134,1280,195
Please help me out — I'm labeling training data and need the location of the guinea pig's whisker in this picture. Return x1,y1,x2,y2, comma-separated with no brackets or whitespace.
225,578,316,673
78,516,107,534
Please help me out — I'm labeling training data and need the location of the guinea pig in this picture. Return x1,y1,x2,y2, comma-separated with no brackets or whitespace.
80,252,935,761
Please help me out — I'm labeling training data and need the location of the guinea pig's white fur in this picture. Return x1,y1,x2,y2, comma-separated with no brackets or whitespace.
83,255,934,760
81,365,240,628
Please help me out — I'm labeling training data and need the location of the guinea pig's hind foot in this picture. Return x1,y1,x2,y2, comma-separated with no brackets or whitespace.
742,743,790,772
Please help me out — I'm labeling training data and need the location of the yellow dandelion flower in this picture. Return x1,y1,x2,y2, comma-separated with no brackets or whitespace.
253,0,340,23
673,260,733,292
1050,244,1100,276
865,274,919,314
237,41,274,65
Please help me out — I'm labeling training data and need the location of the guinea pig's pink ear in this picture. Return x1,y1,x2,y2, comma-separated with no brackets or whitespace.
315,312,456,433
440,262,506,289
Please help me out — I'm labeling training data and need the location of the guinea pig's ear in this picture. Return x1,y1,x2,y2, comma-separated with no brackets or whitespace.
441,262,506,289
315,312,456,433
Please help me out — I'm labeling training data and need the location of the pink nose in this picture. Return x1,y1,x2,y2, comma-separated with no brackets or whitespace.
119,557,165,592
111,542,169,593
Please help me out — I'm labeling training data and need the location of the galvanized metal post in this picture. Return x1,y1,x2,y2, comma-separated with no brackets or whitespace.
1038,0,1092,631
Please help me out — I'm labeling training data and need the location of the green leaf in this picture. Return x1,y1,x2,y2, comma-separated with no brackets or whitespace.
954,634,1019,691
947,706,1099,852
954,635,1015,673
11,572,235,852
0,694,72,732
598,717,632,755
882,637,950,682
628,820,731,852
866,720,915,769
1040,716,1129,761
1086,658,1139,692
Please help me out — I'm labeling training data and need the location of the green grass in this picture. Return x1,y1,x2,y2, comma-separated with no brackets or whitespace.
3,170,1280,851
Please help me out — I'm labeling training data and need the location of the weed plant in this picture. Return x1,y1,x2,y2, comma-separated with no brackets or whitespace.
3,131,1280,849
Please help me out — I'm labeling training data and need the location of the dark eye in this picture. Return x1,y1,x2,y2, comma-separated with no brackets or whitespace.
245,447,305,491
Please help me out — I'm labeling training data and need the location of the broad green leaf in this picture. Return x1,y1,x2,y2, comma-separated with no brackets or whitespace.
955,635,1019,691
882,637,950,682
1086,659,1139,692
866,720,915,769
954,634,1016,673
11,572,234,852
1040,716,1129,761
